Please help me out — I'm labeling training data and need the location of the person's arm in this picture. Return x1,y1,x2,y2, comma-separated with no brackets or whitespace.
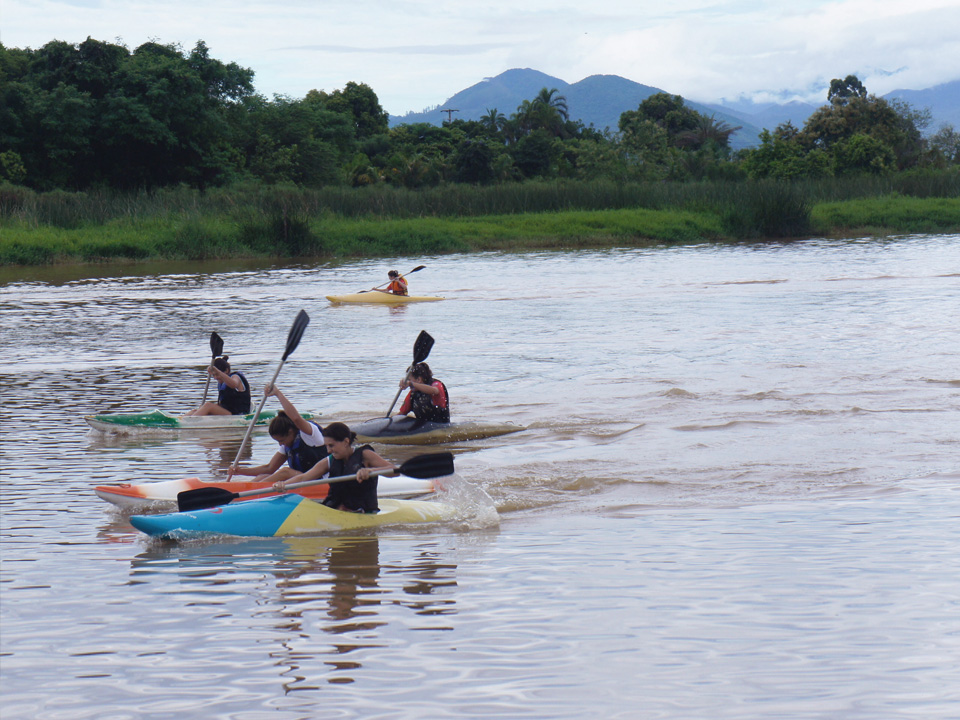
210,366,244,391
396,388,413,416
231,451,287,477
273,455,330,491
265,384,314,435
407,379,439,396
357,448,396,482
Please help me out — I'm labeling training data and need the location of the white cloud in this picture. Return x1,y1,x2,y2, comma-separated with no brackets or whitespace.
2,0,958,114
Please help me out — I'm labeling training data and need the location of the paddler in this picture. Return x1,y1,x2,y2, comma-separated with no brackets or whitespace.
183,356,251,416
375,269,408,296
273,422,396,514
230,384,326,484
395,362,450,423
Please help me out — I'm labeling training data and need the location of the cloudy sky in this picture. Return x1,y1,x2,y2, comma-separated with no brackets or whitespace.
4,0,959,115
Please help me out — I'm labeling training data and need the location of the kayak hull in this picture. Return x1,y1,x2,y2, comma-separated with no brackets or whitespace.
130,495,456,539
326,292,443,304
85,408,319,433
96,474,436,508
353,416,524,445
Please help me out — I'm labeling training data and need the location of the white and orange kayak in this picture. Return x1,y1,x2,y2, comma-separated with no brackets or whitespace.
95,474,437,509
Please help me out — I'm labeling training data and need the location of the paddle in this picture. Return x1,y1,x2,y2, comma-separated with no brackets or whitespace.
384,330,435,417
228,310,310,479
359,264,426,293
201,332,225,404
178,451,454,512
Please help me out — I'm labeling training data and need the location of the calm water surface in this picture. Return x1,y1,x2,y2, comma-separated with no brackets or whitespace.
2,236,959,719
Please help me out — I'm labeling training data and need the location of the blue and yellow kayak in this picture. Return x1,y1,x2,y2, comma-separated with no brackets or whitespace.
129,494,456,539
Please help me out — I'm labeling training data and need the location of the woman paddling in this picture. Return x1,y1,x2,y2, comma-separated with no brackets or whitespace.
230,384,326,484
184,356,251,416
274,422,396,514
374,269,408,296
395,362,450,423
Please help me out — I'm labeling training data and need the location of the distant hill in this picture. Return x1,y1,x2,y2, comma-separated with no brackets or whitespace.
390,69,960,149
702,99,820,134
885,79,960,131
390,68,763,150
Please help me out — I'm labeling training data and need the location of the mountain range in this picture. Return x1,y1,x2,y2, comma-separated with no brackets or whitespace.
389,69,960,150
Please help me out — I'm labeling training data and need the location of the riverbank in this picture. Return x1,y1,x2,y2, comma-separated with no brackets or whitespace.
2,189,959,267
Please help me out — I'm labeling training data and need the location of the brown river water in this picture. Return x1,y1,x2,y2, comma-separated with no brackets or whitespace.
1,236,959,719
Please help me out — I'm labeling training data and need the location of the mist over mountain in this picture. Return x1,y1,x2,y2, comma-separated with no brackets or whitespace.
390,70,960,149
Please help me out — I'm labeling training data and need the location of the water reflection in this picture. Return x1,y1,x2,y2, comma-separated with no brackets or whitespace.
128,534,460,688
86,431,254,476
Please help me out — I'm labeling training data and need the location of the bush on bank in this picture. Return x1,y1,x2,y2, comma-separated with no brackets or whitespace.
2,176,959,266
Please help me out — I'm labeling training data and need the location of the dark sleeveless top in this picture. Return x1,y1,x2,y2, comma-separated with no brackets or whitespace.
281,422,327,472
409,380,450,423
218,371,251,414
323,444,379,513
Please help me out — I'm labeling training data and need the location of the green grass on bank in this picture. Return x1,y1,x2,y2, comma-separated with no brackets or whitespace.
811,195,960,235
2,193,959,267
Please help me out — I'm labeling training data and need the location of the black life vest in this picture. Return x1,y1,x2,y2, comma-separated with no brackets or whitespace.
323,444,379,513
218,371,251,415
410,380,450,423
281,422,328,472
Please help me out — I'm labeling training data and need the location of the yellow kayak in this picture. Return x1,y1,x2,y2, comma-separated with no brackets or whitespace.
326,292,444,304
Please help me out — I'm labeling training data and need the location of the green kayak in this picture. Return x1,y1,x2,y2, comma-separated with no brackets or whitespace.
85,408,320,433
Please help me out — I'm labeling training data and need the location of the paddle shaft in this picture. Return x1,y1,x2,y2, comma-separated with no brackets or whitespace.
229,311,309,477
384,330,434,417
201,332,224,404
362,265,425,293
229,360,284,477
235,465,397,501
178,451,453,511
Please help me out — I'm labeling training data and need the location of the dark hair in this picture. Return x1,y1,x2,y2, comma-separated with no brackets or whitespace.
268,411,297,439
213,356,231,373
410,362,433,384
388,270,399,278
322,422,356,443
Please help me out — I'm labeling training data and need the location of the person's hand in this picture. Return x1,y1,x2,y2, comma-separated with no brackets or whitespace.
272,480,287,493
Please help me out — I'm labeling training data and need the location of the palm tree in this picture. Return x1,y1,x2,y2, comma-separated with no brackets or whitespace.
513,88,571,138
534,87,569,122
676,114,741,150
481,108,507,134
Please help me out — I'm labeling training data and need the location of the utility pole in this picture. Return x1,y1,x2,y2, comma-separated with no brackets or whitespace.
440,108,459,123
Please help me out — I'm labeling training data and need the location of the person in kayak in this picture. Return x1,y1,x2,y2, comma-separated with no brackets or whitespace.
273,422,396,514
375,269,408,296
230,384,326,483
183,356,251,416
396,362,450,423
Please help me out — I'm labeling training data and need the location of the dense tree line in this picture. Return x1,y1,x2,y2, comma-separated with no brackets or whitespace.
2,41,957,193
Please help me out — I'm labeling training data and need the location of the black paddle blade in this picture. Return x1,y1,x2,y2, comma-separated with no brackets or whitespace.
210,332,224,357
413,330,434,364
399,452,454,479
177,486,240,512
409,265,426,274
282,310,310,361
